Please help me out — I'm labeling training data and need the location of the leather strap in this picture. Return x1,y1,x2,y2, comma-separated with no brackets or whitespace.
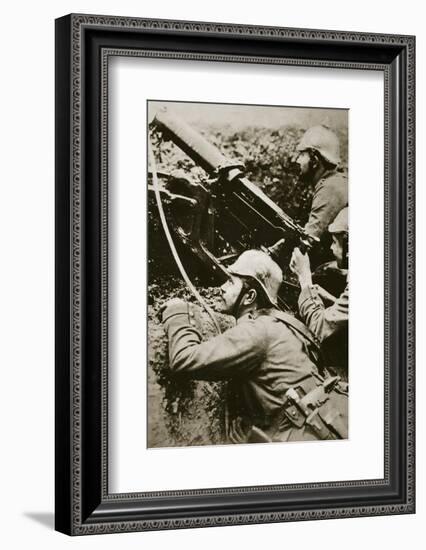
271,310,321,350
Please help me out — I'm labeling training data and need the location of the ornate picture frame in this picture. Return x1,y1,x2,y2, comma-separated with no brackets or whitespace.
55,14,415,535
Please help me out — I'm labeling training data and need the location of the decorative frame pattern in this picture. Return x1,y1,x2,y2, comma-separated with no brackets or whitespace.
55,14,415,535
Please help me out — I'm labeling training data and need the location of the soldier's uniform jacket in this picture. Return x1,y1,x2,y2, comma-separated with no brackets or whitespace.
298,281,349,373
298,283,349,343
305,169,348,240
163,301,347,442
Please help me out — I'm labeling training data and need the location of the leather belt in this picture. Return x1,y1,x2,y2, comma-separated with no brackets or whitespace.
275,375,346,440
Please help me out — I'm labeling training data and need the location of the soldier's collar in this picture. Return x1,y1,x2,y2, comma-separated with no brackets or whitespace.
237,307,277,323
318,167,337,182
237,310,258,323
247,308,276,321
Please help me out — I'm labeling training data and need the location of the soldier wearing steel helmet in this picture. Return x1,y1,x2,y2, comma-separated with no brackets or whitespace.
294,125,348,243
161,249,348,443
290,208,349,372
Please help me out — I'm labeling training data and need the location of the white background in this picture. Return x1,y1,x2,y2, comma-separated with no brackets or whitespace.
0,0,423,548
110,61,384,492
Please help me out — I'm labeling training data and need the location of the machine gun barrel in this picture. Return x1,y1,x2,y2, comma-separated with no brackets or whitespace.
151,108,307,240
149,107,319,310
153,107,239,175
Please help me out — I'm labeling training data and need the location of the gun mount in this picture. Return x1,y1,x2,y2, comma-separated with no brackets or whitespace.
148,107,313,310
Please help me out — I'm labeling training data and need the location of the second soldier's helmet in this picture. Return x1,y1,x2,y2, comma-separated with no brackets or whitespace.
297,125,341,166
227,250,283,307
328,207,349,234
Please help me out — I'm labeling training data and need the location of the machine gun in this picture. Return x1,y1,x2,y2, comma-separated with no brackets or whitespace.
148,107,315,311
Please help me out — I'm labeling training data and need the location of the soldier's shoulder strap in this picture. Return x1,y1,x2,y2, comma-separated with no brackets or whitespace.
271,310,321,353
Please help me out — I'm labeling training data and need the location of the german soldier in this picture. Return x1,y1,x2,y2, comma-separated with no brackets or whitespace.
290,207,349,373
161,249,348,443
294,125,348,244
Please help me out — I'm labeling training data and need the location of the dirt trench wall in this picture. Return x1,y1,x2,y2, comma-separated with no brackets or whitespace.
147,282,234,448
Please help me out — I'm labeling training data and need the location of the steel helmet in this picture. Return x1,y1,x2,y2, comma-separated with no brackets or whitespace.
328,207,349,234
227,250,283,307
297,125,341,166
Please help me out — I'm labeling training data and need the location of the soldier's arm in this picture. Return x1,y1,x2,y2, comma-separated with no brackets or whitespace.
298,284,349,342
162,301,266,380
305,176,348,239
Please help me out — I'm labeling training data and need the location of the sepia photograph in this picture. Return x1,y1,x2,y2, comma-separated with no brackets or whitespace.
147,100,349,448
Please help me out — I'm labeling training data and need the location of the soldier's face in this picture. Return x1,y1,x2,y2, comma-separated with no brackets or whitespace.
220,276,244,314
330,234,344,266
295,150,313,182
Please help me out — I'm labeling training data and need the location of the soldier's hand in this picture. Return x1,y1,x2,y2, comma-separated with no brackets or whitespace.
158,297,186,322
290,247,311,276
290,247,313,288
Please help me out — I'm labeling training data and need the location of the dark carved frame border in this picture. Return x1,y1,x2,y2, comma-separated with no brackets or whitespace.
55,13,415,535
